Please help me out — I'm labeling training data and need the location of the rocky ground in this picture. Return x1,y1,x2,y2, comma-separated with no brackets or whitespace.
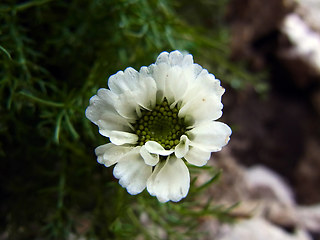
198,0,320,239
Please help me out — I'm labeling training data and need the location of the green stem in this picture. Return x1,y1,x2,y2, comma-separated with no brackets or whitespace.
0,45,12,60
0,0,54,13
19,91,65,108
54,111,64,144
9,16,31,80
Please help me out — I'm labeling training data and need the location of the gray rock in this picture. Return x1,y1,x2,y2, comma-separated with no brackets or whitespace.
217,218,311,240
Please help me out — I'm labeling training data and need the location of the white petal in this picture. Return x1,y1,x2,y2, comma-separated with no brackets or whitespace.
108,130,138,145
157,51,196,104
175,135,190,158
137,74,157,110
139,66,150,77
192,64,204,78
169,50,184,66
196,70,225,97
113,147,152,195
94,114,131,137
155,51,170,65
112,93,139,120
108,67,157,119
145,141,174,156
184,146,211,167
140,145,159,166
178,70,225,123
151,51,189,103
146,161,164,197
146,156,190,202
169,64,205,106
108,67,139,94
85,88,132,133
166,66,188,104
187,121,232,152
95,144,112,165
95,143,133,167
179,94,223,124
148,63,168,103
181,54,194,67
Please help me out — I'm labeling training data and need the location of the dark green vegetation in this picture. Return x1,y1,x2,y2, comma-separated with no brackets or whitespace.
0,0,263,239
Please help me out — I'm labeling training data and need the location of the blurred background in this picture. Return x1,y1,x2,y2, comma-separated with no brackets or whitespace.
1,0,319,239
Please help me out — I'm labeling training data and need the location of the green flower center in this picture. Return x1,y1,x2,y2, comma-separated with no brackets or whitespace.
133,99,187,150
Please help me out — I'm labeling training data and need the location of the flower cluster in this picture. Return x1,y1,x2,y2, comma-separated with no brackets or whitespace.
85,50,231,202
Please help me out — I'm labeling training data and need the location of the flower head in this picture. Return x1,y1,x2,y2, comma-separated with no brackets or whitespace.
86,50,231,202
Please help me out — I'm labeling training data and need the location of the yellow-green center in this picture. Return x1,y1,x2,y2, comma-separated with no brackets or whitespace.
133,99,187,149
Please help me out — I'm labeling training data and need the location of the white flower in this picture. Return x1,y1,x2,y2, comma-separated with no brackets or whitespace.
85,50,232,202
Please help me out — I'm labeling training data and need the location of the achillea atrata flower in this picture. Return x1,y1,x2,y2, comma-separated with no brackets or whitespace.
85,50,231,202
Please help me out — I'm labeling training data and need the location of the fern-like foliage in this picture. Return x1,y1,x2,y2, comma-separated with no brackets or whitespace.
0,0,264,239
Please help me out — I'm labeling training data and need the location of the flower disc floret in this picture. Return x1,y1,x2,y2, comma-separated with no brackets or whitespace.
133,99,186,150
